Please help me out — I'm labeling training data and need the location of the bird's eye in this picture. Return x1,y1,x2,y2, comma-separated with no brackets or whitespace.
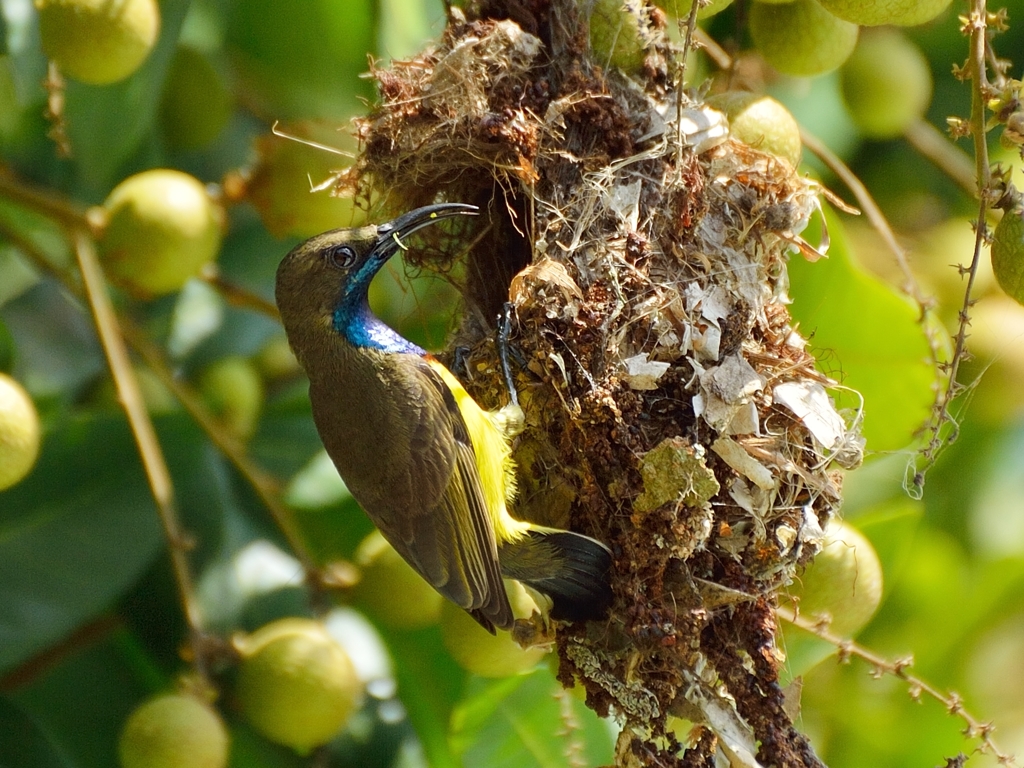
327,245,357,269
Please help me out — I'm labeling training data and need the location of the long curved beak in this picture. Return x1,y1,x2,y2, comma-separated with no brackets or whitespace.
371,203,479,259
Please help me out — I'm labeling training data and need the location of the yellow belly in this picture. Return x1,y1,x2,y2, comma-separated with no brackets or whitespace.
428,360,531,544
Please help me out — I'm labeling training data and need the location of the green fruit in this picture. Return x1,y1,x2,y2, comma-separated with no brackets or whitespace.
841,29,932,139
98,169,222,296
441,581,548,678
236,618,360,754
706,92,801,166
0,373,40,491
36,0,160,85
779,520,883,679
352,530,442,629
118,693,228,768
817,0,951,26
749,0,858,77
787,520,883,637
589,0,648,73
159,47,232,151
992,205,1024,307
198,356,264,440
246,123,368,239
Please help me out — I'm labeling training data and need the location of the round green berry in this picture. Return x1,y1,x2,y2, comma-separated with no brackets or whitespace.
441,581,547,678
236,618,361,754
992,204,1024,307
160,47,232,151
98,170,222,296
118,693,228,768
817,0,951,26
841,29,933,139
198,356,264,440
0,373,40,491
37,0,160,85
352,530,443,629
750,0,858,78
707,92,802,166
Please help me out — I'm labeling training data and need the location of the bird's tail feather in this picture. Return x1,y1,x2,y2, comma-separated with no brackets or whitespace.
498,529,613,622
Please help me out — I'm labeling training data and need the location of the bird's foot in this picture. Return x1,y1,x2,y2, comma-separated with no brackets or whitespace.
511,611,556,650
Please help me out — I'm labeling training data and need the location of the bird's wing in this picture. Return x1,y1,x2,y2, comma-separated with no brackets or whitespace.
387,355,513,632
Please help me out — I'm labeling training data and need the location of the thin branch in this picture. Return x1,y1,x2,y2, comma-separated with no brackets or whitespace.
693,27,730,70
201,271,281,320
914,0,996,491
904,118,979,199
0,167,93,232
70,229,208,677
0,615,124,692
776,605,1018,767
675,0,703,168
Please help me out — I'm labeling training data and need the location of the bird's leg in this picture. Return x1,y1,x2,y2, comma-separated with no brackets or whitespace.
497,301,522,408
494,302,526,438
451,344,472,380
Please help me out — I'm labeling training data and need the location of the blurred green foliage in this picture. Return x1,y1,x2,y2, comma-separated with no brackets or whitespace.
1,0,1024,766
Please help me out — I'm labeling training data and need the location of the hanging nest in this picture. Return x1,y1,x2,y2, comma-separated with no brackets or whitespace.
338,1,863,765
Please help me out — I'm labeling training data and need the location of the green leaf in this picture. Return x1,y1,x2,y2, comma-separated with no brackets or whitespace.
0,313,13,371
225,0,376,120
385,625,467,768
377,0,446,62
788,207,938,452
454,666,615,768
0,414,228,672
8,629,151,768
0,695,76,768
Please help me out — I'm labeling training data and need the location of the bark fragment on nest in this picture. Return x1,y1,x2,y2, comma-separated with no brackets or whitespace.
345,4,862,765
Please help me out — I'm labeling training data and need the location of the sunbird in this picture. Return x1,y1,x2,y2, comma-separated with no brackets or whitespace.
276,203,612,632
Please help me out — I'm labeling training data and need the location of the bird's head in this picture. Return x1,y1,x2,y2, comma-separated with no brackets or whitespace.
275,203,479,342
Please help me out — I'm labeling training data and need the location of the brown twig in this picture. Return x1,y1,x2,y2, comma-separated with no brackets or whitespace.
693,27,730,71
0,615,123,691
70,229,209,678
0,167,92,232
200,270,281,320
905,118,979,199
675,0,703,168
776,605,1018,766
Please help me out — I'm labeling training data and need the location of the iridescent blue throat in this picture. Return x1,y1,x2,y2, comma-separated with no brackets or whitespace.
333,299,425,355
331,253,425,355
